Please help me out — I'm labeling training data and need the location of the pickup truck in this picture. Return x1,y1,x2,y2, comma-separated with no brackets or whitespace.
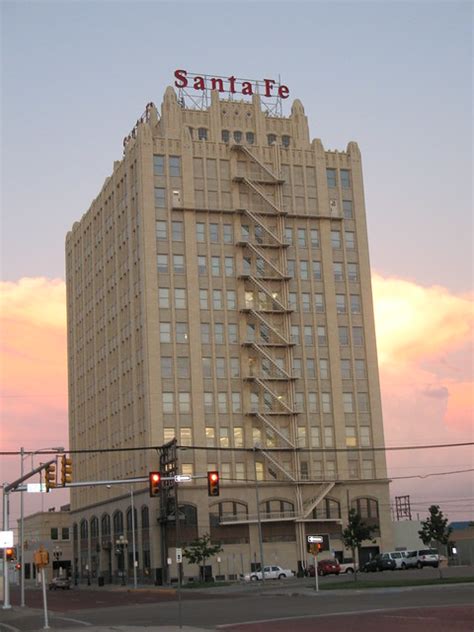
242,565,294,582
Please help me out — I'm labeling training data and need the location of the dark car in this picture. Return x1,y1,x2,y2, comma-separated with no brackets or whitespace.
307,558,341,577
362,554,396,572
49,576,71,590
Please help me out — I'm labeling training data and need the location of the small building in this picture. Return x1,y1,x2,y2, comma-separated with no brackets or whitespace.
391,520,425,551
17,504,72,582
449,522,474,565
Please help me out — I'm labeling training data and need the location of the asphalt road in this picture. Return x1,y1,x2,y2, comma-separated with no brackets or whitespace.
1,580,473,631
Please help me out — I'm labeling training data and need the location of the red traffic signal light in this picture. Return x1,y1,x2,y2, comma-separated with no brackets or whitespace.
207,471,220,497
149,471,161,497
6,547,15,561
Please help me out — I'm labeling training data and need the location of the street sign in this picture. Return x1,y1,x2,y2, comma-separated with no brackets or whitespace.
0,531,13,548
307,535,323,544
176,548,183,563
27,483,46,493
174,475,192,482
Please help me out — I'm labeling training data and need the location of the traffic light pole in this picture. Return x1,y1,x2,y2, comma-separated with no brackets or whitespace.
2,484,11,610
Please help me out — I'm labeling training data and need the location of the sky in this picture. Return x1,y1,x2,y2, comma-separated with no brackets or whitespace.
1,1,473,529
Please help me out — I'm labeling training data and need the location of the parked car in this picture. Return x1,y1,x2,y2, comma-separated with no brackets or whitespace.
307,559,341,577
339,559,358,574
402,549,439,569
361,554,396,572
49,576,71,590
382,551,409,570
242,565,294,581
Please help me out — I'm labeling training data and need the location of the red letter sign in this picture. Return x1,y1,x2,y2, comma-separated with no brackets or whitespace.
174,69,188,88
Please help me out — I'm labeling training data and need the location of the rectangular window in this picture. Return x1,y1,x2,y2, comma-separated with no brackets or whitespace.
177,356,189,378
304,325,313,345
219,427,230,447
218,393,228,414
231,392,241,413
209,223,219,243
343,392,354,413
156,220,167,240
61,527,70,540
331,230,341,248
160,322,171,343
230,357,240,377
355,359,366,379
324,426,333,446
211,256,221,277
362,460,373,479
153,155,165,176
322,393,331,413
351,295,361,314
315,293,324,312
300,260,309,280
336,294,346,314
317,326,327,346
197,256,207,275
288,292,297,310
333,262,343,281
360,427,371,447
310,427,320,447
297,228,306,247
287,259,295,278
223,224,233,243
175,288,186,309
345,231,355,249
295,392,304,412
297,426,307,447
158,288,170,308
196,222,205,243
169,156,181,177
302,293,311,312
312,261,322,280
205,426,215,447
176,322,188,343
228,324,238,344
306,358,316,377
157,254,168,273
340,169,351,189
179,392,190,413
199,289,208,309
215,357,225,378
215,323,224,344
154,187,166,208
162,392,174,413
308,392,318,413
226,290,237,310
348,263,358,282
284,227,293,244
326,168,337,188
161,356,172,378
164,427,175,442
182,463,194,476
343,200,353,219
353,326,364,346
341,359,351,379
51,528,58,540
235,462,245,480
310,229,319,248
293,358,301,377
291,325,300,344
224,256,234,277
358,392,370,413
339,326,349,346
201,323,210,343
172,221,183,241
241,225,250,241
180,427,192,446
204,392,214,412
213,289,223,310
319,358,329,379
202,357,212,378
345,427,357,447
173,255,185,274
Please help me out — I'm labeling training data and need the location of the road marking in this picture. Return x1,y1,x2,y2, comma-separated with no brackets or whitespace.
54,616,91,626
0,624,21,632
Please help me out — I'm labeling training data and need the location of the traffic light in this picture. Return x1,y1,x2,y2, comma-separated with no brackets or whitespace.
60,455,73,486
45,462,57,492
149,471,161,497
15,563,21,570
6,547,16,562
207,471,220,497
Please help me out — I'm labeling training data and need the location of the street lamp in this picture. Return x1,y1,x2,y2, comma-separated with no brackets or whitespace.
20,446,64,608
53,545,63,578
107,484,138,589
115,535,128,586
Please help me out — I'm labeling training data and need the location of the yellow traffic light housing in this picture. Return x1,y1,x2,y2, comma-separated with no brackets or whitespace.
148,471,161,497
60,456,73,486
45,462,57,492
207,471,220,497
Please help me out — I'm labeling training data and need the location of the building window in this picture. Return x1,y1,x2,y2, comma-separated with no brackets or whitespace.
336,294,346,314
322,393,331,413
360,427,371,447
202,357,212,378
213,289,223,310
323,426,333,446
343,200,353,218
284,227,293,244
204,392,214,412
224,256,234,277
179,392,191,413
198,128,208,140
345,231,355,249
164,427,175,442
230,358,240,377
215,323,224,344
156,220,167,241
157,255,168,273
246,131,255,145
175,288,186,309
219,427,230,446
162,392,174,413
51,528,58,540
158,288,170,308
308,392,318,413
233,130,242,144
160,323,171,343
197,256,207,275
291,325,300,344
326,168,337,188
317,326,327,346
355,359,366,379
211,256,220,276
300,260,308,280
169,156,181,177
331,230,341,249
338,326,349,346
341,359,351,379
177,357,189,378
153,155,165,176
176,322,188,343
358,392,370,413
314,293,324,313
172,221,183,241
353,326,364,346
310,229,319,248
196,222,205,243
312,261,322,280
201,323,210,343
319,358,329,379
209,223,219,243
161,356,172,378
199,289,208,310
205,426,215,446
351,295,361,314
343,392,354,413
297,228,306,247
182,463,194,476
333,262,343,281
226,290,237,310
340,169,351,189
310,427,320,447
348,263,358,282
282,135,290,148
222,130,230,143
180,427,192,446
61,527,70,540
228,324,238,344
231,392,241,413
287,259,295,278
173,255,185,274
267,134,277,146
223,224,233,244
304,325,313,345
154,187,166,208
302,293,311,312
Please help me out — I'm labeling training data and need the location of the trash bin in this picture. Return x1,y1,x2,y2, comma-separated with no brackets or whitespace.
98,576,104,587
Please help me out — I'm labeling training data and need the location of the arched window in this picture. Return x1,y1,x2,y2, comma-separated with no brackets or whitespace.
80,519,88,540
351,497,379,519
282,135,291,148
101,513,111,537
267,134,277,146
141,506,149,529
260,499,294,519
113,510,124,537
126,506,138,532
90,516,99,538
222,130,230,143
233,130,242,144
246,131,255,145
312,498,341,520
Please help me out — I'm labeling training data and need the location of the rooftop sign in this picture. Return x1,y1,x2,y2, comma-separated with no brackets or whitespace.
174,69,289,99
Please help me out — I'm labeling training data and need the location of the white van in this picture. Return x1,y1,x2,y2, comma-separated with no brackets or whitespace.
383,551,409,569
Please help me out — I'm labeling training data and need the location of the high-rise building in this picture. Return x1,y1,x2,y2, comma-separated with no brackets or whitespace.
66,77,392,584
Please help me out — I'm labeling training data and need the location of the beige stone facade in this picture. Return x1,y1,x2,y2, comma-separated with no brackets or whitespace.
66,85,392,583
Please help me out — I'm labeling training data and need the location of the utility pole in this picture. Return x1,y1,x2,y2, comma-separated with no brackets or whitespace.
20,447,25,607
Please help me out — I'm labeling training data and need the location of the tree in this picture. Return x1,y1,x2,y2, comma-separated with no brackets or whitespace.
342,509,376,581
183,533,223,582
418,505,452,578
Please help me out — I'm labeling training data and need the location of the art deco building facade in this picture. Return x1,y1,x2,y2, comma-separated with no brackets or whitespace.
66,84,392,583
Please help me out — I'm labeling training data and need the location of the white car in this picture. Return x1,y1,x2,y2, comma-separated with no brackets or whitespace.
242,565,294,581
339,560,358,574
402,549,439,569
